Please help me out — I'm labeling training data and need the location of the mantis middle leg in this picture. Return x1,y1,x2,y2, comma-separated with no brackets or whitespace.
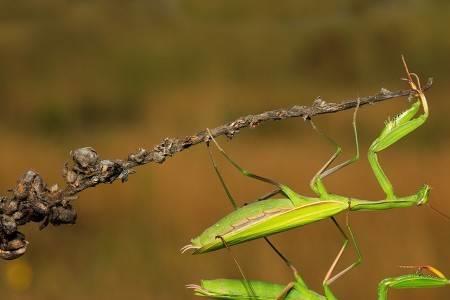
266,215,361,300
309,100,360,198
321,214,362,300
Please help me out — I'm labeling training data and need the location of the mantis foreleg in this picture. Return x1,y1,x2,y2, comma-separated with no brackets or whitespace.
377,265,449,300
368,57,428,200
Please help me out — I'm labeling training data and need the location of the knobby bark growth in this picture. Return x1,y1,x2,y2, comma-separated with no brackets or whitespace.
0,78,433,260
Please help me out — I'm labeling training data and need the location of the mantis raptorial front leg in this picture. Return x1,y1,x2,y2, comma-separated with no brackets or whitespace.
368,56,429,200
377,265,450,300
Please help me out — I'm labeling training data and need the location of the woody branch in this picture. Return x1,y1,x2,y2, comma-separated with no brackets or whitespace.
0,78,433,260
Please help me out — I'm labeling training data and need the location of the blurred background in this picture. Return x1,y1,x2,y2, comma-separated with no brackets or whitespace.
0,1,449,299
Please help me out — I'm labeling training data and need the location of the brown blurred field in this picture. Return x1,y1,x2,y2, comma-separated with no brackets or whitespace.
1,1,450,299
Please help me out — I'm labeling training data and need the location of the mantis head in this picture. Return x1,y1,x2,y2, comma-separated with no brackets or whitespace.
401,55,429,117
416,184,431,206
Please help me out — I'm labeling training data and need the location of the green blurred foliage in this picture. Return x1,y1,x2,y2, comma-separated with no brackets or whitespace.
0,1,449,299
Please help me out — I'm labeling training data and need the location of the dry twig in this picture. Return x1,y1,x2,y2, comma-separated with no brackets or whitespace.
0,78,433,260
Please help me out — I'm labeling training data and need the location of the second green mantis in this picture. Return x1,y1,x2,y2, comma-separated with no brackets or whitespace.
188,266,450,300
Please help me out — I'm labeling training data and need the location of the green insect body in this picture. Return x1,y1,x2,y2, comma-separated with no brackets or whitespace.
183,184,430,254
185,196,345,253
189,268,449,300
189,277,329,300
189,279,320,300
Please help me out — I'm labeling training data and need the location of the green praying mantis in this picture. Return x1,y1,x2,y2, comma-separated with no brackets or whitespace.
182,57,429,257
181,58,430,282
181,57,440,299
188,266,450,299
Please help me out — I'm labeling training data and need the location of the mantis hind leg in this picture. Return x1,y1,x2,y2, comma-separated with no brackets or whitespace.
322,214,362,299
215,235,305,300
215,235,257,299
368,58,428,200
309,100,360,198
206,140,283,210
206,141,239,209
263,237,309,300
206,129,303,206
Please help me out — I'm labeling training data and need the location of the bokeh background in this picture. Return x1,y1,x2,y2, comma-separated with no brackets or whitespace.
0,1,449,299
